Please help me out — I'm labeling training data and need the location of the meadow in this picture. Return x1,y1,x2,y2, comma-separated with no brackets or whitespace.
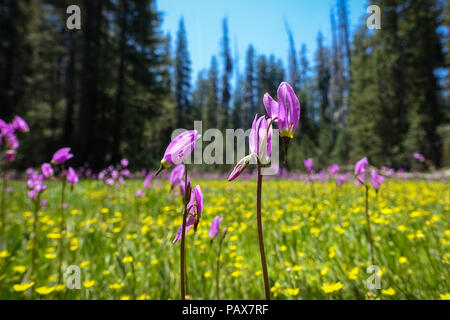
0,176,449,300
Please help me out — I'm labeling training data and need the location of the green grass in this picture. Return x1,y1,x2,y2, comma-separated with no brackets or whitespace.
0,178,449,300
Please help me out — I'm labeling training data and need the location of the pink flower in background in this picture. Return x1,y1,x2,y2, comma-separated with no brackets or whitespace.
27,170,47,200
304,158,314,174
144,173,153,189
136,189,144,197
67,167,78,185
337,175,346,187
371,170,385,189
52,147,74,165
355,157,368,177
413,152,425,163
121,158,129,167
328,164,340,175
111,170,119,179
41,163,54,178
5,133,19,150
5,150,16,162
170,165,185,186
12,116,29,133
209,216,223,239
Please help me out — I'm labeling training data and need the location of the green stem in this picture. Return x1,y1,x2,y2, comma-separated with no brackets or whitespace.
0,161,9,251
31,195,41,280
180,164,189,300
257,164,270,300
215,229,227,300
364,185,375,267
58,174,67,283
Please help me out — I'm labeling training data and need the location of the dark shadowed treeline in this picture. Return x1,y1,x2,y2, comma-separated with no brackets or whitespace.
0,0,449,171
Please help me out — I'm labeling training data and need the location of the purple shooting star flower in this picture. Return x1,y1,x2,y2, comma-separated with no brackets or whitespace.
41,163,54,178
12,116,29,133
156,130,201,176
370,170,385,189
209,216,223,239
228,115,272,181
67,167,79,185
173,185,203,243
51,148,74,165
304,158,314,174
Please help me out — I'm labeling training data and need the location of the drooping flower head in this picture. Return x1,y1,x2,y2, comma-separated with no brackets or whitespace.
67,167,79,185
209,216,223,239
370,170,385,189
304,158,314,174
228,155,253,182
51,147,74,165
12,116,29,133
173,185,203,243
158,130,201,175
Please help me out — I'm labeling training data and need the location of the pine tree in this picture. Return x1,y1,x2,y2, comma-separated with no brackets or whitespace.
206,56,220,129
174,17,191,129
220,18,232,129
0,0,32,120
243,45,257,126
400,0,445,166
256,55,271,114
285,23,300,92
315,31,331,126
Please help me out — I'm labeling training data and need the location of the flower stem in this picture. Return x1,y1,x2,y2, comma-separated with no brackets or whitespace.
364,185,375,267
58,174,67,284
31,196,41,279
0,161,9,251
180,164,188,300
257,164,270,300
216,229,227,300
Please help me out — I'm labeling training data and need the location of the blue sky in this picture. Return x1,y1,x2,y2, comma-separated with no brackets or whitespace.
158,0,369,80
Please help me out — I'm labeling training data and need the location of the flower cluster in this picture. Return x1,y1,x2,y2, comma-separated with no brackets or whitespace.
0,116,29,163
229,82,301,181
98,158,131,188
